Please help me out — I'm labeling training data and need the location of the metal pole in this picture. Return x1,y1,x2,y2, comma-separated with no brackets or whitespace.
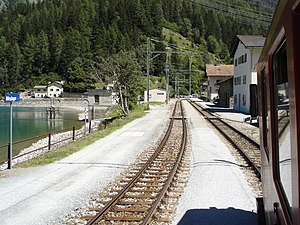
146,37,150,108
165,52,169,104
84,106,87,135
189,56,192,95
8,102,12,169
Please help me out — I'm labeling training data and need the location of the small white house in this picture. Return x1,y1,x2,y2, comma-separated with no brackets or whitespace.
232,35,265,114
34,81,63,98
33,85,47,98
206,64,234,102
47,81,63,97
144,89,166,103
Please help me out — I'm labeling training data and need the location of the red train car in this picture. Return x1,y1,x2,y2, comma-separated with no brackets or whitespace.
257,0,300,224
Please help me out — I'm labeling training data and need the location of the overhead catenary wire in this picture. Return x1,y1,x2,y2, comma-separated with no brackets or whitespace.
187,0,275,29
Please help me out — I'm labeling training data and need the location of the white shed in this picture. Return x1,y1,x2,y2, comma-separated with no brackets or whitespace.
144,89,166,103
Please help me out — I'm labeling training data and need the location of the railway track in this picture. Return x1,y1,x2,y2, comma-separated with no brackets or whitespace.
65,100,190,225
188,100,261,180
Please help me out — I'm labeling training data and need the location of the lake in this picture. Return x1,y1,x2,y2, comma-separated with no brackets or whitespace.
0,106,84,163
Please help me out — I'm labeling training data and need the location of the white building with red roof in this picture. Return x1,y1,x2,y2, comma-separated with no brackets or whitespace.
205,64,234,102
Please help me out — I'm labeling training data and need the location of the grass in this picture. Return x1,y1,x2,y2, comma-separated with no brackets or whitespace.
162,27,192,48
15,104,148,168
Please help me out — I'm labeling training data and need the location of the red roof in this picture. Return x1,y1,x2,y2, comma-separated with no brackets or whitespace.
205,64,234,77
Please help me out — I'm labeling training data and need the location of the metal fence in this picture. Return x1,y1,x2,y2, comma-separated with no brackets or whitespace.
0,116,122,168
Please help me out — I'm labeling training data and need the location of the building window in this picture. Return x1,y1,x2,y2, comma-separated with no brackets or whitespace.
234,95,237,104
242,94,246,106
234,77,241,85
157,92,165,95
243,75,246,84
237,54,248,65
50,89,53,92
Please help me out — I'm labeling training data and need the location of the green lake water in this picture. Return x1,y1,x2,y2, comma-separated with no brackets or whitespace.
0,106,83,163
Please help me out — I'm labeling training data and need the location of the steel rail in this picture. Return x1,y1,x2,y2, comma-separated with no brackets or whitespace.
87,100,184,224
141,100,187,224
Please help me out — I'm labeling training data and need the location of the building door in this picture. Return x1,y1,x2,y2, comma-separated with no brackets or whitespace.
95,95,99,104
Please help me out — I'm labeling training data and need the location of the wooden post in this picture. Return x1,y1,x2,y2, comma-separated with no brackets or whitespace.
8,143,12,169
48,133,51,150
72,126,75,140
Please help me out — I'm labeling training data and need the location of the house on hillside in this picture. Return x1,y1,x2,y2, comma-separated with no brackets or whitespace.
232,35,265,115
33,81,64,98
144,89,166,103
205,64,234,102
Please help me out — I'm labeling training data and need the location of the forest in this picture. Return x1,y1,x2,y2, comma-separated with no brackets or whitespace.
0,0,275,111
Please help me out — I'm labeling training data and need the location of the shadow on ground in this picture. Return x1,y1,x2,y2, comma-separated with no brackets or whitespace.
177,207,257,225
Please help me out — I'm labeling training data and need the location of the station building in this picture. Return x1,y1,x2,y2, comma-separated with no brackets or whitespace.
232,35,265,115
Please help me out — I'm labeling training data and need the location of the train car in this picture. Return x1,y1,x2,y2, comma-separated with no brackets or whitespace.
257,0,300,224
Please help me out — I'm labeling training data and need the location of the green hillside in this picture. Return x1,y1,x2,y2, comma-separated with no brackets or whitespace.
0,0,276,111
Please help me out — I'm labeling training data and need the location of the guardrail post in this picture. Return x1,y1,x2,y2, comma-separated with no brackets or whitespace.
72,126,75,140
48,133,51,150
8,143,12,169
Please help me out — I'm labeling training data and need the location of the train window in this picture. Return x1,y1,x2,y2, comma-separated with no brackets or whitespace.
273,41,292,208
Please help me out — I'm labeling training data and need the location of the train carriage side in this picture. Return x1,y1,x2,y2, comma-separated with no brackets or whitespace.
257,0,300,224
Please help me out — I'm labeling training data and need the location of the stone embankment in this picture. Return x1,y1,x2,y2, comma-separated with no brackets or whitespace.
0,98,88,109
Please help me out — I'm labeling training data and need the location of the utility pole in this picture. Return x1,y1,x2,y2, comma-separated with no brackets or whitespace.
165,48,170,104
145,38,202,104
146,37,150,109
189,56,192,95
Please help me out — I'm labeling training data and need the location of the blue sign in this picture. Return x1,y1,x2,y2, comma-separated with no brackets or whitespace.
4,93,20,103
